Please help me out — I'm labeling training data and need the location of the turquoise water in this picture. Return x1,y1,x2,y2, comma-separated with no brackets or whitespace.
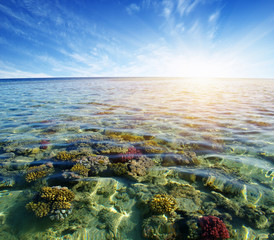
0,78,273,239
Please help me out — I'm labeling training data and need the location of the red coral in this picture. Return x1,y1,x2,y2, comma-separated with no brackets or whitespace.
40,140,50,149
199,216,230,240
119,147,142,163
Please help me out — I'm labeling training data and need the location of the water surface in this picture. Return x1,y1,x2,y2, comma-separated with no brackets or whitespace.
0,78,273,239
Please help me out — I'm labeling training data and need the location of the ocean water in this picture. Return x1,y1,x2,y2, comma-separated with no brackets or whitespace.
0,77,273,239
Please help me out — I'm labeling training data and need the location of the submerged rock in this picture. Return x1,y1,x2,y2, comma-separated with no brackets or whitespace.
162,152,199,166
0,177,15,188
142,215,177,240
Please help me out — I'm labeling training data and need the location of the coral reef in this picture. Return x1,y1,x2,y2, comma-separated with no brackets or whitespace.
138,140,165,154
55,151,76,161
70,163,89,177
105,131,144,142
127,156,154,177
26,186,75,220
150,194,177,214
25,163,53,183
40,186,75,202
110,163,128,176
26,201,50,218
117,146,142,163
92,142,128,155
199,216,230,240
76,155,110,175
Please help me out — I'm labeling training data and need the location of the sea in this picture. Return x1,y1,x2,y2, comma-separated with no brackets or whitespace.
0,77,273,239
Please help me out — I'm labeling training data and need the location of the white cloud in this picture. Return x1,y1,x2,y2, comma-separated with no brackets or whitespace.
208,9,221,39
0,65,51,78
209,10,220,23
176,0,201,16
126,3,140,15
162,0,174,19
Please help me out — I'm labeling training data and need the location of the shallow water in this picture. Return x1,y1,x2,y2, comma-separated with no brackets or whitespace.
0,77,273,239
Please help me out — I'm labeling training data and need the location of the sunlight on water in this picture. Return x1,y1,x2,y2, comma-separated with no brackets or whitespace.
0,78,273,239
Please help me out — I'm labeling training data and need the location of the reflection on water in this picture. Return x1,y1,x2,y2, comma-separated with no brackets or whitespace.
0,78,273,239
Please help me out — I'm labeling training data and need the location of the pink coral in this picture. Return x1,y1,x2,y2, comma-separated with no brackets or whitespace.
40,139,50,149
118,146,142,163
199,216,230,240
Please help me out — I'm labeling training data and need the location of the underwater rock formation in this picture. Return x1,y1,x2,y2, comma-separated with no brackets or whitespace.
0,176,15,188
142,215,176,240
162,152,199,166
199,215,230,240
167,182,202,213
137,140,165,154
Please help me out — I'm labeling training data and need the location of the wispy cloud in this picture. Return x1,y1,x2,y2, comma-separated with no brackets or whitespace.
0,60,51,78
126,3,140,15
177,0,201,16
208,9,221,39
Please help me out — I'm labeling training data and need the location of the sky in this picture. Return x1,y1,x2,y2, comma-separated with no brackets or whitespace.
0,0,274,78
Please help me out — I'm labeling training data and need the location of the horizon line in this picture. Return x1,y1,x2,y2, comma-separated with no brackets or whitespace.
1,76,274,81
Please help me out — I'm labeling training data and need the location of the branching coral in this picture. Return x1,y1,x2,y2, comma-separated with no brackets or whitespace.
25,164,53,183
55,151,76,161
26,186,75,220
40,186,75,202
150,194,177,214
70,163,89,177
106,132,144,142
199,216,230,240
25,202,50,218
110,163,129,176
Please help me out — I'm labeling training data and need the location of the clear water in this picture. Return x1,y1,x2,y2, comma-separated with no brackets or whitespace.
0,78,273,239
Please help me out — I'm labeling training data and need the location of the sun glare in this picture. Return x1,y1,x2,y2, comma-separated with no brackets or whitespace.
168,53,234,79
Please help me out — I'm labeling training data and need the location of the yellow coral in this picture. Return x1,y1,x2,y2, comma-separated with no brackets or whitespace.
51,201,71,210
40,186,75,202
150,194,177,214
56,151,75,161
120,134,144,142
106,132,144,142
70,163,89,177
26,201,50,217
25,164,51,183
26,186,75,218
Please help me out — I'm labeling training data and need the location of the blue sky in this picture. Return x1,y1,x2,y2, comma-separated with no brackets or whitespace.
0,0,274,78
